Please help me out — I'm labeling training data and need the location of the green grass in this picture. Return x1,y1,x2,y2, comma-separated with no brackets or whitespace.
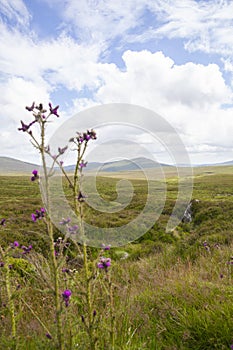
1,170,233,349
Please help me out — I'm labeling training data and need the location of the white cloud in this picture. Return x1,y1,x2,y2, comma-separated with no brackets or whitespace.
29,0,233,60
96,50,231,107
41,0,146,44
90,50,233,161
146,0,233,56
0,22,101,88
0,0,31,27
1,0,233,165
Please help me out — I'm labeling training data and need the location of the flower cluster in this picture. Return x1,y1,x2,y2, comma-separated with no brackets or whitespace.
10,241,32,255
97,257,111,271
21,245,33,254
31,208,46,222
31,169,39,182
203,241,220,253
69,129,97,144
54,237,70,257
18,102,60,135
62,289,72,307
59,219,79,235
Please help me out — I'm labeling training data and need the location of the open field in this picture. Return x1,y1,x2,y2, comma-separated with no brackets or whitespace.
1,169,233,349
95,165,233,180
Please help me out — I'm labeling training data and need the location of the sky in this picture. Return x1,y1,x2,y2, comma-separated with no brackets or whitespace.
1,0,233,165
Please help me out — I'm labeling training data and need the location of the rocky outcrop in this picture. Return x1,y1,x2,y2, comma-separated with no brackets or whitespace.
182,199,200,223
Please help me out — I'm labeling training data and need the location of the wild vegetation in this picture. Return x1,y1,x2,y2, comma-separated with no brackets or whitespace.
1,168,233,349
1,101,233,350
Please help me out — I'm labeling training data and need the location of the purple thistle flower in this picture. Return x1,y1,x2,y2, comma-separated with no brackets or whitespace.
31,169,39,181
58,146,68,155
13,241,19,247
97,257,111,270
68,225,79,234
62,268,70,273
0,218,6,226
59,218,71,225
49,102,59,117
35,103,45,112
31,208,45,222
46,333,52,340
102,244,111,251
62,289,72,307
22,245,32,254
25,102,35,112
75,133,84,144
79,160,87,169
0,262,4,267
230,345,233,350
18,120,36,132
83,132,91,141
31,213,37,222
62,290,72,298
88,129,97,140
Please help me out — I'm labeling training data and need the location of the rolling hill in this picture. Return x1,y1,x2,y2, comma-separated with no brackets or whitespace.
1,156,233,175
0,156,172,175
0,157,39,174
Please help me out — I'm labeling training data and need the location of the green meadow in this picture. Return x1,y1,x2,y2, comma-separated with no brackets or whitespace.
1,167,233,349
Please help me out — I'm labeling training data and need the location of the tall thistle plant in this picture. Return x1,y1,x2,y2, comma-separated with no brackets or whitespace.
19,102,66,348
18,102,114,350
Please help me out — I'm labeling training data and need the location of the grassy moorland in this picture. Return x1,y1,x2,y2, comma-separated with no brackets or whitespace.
1,168,233,349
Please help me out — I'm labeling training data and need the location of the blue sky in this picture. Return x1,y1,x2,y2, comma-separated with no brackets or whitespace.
1,0,233,165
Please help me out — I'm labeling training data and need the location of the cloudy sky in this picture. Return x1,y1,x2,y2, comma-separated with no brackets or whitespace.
1,0,233,165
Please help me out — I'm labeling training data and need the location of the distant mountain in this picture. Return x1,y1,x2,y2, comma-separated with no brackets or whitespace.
1,156,233,175
197,160,233,167
0,156,172,174
91,157,171,172
212,160,233,166
0,157,38,174
64,157,172,173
